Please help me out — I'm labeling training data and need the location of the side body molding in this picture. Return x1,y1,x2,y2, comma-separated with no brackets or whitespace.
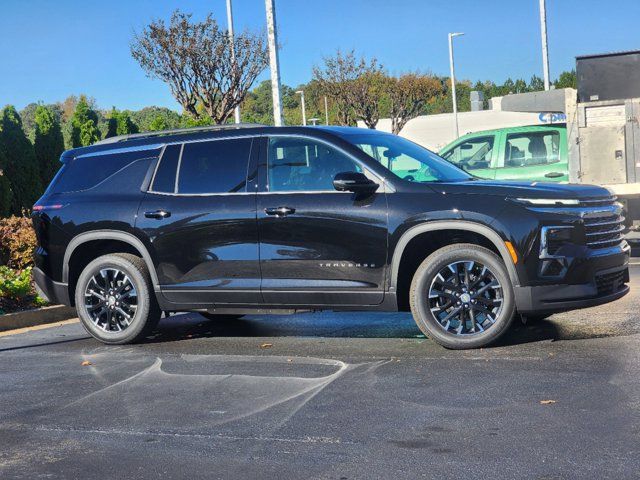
389,220,521,291
62,230,160,288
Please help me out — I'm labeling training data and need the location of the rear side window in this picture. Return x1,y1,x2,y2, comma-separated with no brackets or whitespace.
50,150,151,193
151,144,181,193
177,138,252,194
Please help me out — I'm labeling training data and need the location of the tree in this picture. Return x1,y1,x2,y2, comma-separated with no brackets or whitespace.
70,95,100,147
555,69,577,89
105,108,139,138
131,10,269,124
313,50,386,128
33,105,65,185
131,106,181,132
386,73,443,134
0,147,12,217
0,106,42,213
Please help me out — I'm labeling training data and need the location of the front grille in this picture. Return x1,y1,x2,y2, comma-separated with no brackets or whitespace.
582,197,626,249
595,270,626,295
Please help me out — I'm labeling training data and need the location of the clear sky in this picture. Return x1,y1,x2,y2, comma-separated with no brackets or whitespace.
1,0,639,112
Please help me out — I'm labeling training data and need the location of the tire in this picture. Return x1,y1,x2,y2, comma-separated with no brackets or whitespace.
75,253,161,345
409,243,516,349
200,313,244,321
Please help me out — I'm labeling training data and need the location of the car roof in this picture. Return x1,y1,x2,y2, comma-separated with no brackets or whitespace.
61,125,381,162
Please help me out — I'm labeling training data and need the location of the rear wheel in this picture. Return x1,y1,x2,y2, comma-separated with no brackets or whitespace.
75,253,161,344
409,244,516,349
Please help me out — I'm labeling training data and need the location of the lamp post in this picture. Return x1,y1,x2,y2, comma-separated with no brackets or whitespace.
296,90,306,126
324,95,329,125
265,0,284,126
539,0,551,90
226,0,241,124
448,32,464,139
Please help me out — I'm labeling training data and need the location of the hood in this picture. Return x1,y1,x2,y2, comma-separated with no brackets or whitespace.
432,180,612,200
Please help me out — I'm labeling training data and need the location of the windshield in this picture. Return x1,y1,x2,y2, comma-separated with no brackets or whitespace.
339,132,472,183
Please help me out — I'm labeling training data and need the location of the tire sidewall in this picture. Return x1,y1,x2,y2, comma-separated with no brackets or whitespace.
75,255,152,344
411,245,516,349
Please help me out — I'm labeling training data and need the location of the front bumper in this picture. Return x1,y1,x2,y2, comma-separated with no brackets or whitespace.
515,264,630,315
32,267,70,306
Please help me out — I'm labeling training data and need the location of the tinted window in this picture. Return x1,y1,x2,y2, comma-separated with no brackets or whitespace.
151,144,181,193
268,137,360,192
177,138,252,194
442,136,494,170
505,131,560,167
51,150,151,193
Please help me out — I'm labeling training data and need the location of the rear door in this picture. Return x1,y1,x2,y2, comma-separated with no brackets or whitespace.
136,136,261,306
256,135,388,306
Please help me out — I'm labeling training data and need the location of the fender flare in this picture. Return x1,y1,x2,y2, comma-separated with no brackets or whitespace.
389,220,521,290
62,230,160,288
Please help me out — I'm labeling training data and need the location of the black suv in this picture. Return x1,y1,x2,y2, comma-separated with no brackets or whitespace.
32,125,630,349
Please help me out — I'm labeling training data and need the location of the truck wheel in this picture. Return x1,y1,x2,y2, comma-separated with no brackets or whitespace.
75,253,161,345
410,244,516,349
200,313,244,321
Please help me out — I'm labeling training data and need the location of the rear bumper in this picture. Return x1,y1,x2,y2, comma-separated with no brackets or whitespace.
32,267,70,306
515,265,630,315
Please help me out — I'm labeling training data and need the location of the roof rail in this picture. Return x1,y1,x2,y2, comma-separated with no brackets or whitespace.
94,123,267,146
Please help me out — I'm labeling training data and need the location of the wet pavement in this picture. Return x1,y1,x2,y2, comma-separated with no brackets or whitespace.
0,266,638,479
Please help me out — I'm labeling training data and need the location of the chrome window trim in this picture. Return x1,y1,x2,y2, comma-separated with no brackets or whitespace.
174,143,185,194
148,144,167,193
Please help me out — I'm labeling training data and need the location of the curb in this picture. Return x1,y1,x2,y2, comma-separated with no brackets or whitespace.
0,305,77,332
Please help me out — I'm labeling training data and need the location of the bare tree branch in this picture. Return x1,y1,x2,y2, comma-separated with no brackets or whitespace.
387,74,443,134
131,10,269,124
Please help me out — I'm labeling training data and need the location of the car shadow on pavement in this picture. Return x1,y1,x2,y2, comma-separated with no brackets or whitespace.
140,311,630,348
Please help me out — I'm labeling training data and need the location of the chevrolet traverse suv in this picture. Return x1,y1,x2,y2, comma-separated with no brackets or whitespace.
32,125,630,349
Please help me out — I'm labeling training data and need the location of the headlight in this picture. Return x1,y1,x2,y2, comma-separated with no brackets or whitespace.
514,198,580,206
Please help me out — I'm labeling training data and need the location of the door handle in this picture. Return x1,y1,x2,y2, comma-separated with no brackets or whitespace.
264,206,295,217
144,209,171,219
544,172,564,178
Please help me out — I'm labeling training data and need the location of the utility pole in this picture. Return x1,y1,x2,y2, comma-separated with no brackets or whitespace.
296,90,306,125
324,96,329,125
539,0,551,90
265,0,284,126
226,0,241,123
448,32,464,139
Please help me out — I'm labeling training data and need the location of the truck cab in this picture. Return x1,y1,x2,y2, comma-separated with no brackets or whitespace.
438,124,568,183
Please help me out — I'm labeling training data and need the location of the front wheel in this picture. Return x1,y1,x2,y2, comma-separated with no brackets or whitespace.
75,253,161,344
410,244,516,349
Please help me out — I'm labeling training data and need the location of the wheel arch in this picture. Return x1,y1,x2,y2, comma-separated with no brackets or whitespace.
63,230,160,288
389,221,521,292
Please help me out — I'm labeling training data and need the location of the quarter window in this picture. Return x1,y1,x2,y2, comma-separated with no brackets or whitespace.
504,131,560,167
267,137,361,192
177,138,252,194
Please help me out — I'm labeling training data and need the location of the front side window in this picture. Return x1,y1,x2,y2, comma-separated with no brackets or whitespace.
337,132,472,183
177,138,252,194
267,137,361,192
441,136,494,170
504,131,560,167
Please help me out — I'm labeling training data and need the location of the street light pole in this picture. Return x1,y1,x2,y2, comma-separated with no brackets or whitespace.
324,96,329,125
226,0,241,124
448,32,464,139
265,0,284,126
539,0,551,90
296,90,306,126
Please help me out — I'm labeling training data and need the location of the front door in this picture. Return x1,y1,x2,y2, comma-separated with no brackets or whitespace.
256,135,388,306
136,136,261,306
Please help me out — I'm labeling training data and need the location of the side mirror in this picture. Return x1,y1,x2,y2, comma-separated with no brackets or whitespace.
333,171,379,195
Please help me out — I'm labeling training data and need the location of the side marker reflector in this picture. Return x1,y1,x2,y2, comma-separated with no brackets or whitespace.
505,241,518,264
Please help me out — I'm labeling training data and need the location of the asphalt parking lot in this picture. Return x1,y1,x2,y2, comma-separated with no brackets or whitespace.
1,265,639,480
